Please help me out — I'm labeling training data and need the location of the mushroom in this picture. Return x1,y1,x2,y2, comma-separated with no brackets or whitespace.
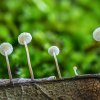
48,46,62,79
18,32,34,80
73,66,78,76
0,42,13,82
93,27,100,41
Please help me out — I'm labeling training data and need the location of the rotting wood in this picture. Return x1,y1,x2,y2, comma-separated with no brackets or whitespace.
0,74,100,100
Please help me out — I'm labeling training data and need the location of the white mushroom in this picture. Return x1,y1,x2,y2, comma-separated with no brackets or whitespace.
48,46,62,79
0,42,13,82
18,32,34,80
0,43,13,56
93,27,100,41
18,32,32,45
73,66,78,76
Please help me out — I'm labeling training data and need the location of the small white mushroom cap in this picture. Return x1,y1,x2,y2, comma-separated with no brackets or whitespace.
48,46,59,56
73,66,77,71
93,27,100,41
0,43,13,56
18,32,32,45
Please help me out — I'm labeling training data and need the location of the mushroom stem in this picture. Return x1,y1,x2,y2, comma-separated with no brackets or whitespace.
5,53,12,82
73,66,78,76
53,52,62,79
24,42,34,80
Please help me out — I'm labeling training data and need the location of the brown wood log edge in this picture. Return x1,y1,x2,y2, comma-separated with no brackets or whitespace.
0,74,100,100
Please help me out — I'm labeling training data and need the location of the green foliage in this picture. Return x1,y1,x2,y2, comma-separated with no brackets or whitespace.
0,0,100,79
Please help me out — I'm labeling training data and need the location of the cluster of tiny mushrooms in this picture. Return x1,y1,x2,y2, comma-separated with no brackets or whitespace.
0,27,100,82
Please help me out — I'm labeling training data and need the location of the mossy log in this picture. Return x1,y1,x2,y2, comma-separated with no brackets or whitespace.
0,74,100,100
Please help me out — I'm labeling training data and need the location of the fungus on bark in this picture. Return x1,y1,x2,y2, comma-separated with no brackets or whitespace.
0,42,13,82
18,32,34,80
48,46,62,79
73,66,78,76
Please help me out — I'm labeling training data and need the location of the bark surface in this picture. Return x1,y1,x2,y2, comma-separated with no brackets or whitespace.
0,74,100,100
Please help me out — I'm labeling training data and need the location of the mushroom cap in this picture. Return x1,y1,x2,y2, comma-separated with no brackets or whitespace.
73,66,77,70
48,46,59,56
18,32,32,45
0,42,13,56
93,27,100,41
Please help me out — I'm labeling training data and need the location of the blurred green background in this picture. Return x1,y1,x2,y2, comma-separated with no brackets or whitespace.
0,0,100,79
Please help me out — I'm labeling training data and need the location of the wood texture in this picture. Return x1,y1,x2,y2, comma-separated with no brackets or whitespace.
0,74,100,100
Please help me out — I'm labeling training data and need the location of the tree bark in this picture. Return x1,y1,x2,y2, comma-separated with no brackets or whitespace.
0,74,100,100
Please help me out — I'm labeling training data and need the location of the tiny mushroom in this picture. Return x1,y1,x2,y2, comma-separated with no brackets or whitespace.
93,27,100,41
18,32,34,80
0,42,13,82
73,66,78,76
48,46,62,79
